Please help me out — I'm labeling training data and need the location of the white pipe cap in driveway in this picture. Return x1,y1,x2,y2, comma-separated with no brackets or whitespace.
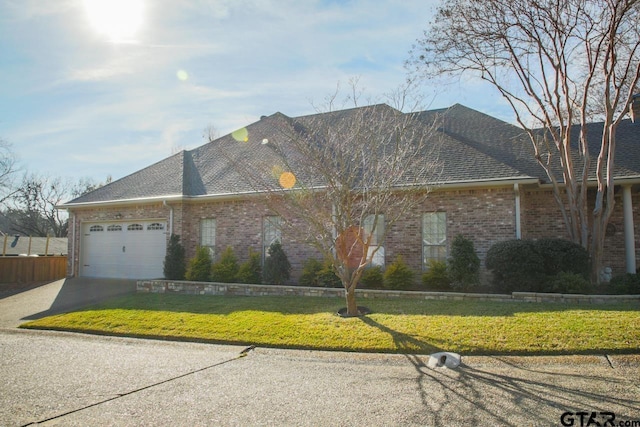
427,352,461,369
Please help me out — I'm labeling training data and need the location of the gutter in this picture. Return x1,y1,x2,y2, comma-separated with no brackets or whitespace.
58,177,543,209
163,200,174,235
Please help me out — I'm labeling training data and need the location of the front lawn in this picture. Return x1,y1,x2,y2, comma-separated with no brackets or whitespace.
20,294,640,355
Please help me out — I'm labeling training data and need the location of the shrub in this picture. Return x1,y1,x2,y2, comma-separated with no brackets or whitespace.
448,234,480,291
163,234,186,280
299,258,323,287
383,255,415,290
298,258,342,287
608,273,640,295
211,246,239,283
422,260,452,291
543,272,592,294
485,239,545,292
360,266,384,289
263,241,291,285
236,248,262,284
316,260,342,288
534,238,589,278
185,247,213,282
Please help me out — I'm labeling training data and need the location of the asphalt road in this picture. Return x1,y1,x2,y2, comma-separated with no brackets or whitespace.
1,279,639,426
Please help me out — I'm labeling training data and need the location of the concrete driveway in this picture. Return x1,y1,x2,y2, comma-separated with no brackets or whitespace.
0,277,135,328
1,280,639,426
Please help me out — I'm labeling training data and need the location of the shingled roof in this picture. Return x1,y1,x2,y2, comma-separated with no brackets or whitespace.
64,104,639,206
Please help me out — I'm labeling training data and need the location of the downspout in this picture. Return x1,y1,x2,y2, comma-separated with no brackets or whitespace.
622,185,636,273
163,200,174,235
70,212,76,277
514,183,522,239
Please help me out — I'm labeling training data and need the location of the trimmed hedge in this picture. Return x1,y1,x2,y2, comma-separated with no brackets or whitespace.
608,273,640,294
485,238,590,293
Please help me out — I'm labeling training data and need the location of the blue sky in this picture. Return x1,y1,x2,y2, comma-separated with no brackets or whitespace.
0,0,510,184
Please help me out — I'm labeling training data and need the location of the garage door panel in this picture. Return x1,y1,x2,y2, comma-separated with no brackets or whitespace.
81,221,167,279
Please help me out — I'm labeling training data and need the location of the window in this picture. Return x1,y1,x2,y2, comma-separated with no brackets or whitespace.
107,225,122,232
364,214,385,267
200,218,216,258
89,225,103,232
127,223,143,231
147,223,164,231
423,212,447,267
263,216,282,261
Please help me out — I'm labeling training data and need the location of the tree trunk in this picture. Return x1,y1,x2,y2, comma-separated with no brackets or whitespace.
345,286,358,316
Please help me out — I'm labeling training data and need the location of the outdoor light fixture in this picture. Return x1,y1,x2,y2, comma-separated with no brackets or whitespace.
630,94,640,124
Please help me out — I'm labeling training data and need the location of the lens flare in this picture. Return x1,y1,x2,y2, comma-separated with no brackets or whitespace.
279,172,296,189
232,128,249,142
176,70,188,81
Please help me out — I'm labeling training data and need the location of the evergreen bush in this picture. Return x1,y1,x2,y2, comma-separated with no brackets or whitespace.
299,258,323,287
485,239,545,292
383,255,415,290
422,260,452,291
360,266,384,288
185,246,212,282
236,248,262,284
543,272,592,294
316,260,342,287
211,246,239,283
448,234,480,291
535,238,590,278
608,273,640,294
163,234,186,280
263,241,291,285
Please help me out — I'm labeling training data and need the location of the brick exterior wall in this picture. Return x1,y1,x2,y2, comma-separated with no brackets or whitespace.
521,187,640,275
67,184,639,281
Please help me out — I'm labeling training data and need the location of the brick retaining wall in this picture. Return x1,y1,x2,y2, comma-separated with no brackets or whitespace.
137,280,640,304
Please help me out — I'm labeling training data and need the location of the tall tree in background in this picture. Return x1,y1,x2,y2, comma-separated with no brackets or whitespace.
411,0,640,281
1,174,111,237
219,82,442,315
0,139,17,204
6,174,70,237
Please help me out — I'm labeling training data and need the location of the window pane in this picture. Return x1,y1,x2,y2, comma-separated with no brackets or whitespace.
364,214,384,246
200,219,216,258
423,212,447,267
263,216,282,260
364,214,385,266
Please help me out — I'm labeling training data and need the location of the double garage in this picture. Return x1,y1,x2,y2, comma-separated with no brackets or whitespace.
80,220,168,280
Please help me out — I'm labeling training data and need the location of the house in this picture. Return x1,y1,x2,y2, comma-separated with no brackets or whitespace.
60,104,640,282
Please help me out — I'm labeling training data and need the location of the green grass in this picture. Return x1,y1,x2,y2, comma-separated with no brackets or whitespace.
20,294,640,355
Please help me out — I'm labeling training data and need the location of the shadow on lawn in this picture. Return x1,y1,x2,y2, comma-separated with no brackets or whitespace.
359,316,443,354
84,292,640,317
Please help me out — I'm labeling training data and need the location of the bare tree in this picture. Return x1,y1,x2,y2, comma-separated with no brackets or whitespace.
0,139,18,205
218,83,442,316
411,0,640,281
4,174,71,237
1,173,111,237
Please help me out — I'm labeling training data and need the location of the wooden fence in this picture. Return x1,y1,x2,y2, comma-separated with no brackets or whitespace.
0,256,67,283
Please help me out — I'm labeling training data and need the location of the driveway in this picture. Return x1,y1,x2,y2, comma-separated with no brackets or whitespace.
1,280,639,426
0,277,135,328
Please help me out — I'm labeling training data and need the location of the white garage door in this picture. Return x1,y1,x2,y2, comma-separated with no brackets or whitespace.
81,221,167,279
